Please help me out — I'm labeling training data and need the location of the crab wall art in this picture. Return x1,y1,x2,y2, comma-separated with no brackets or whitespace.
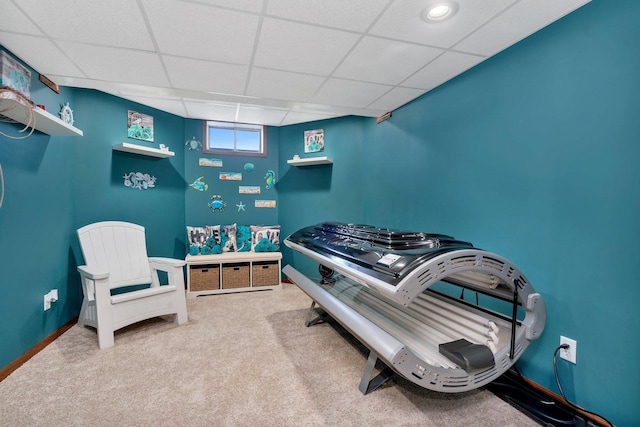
208,194,226,212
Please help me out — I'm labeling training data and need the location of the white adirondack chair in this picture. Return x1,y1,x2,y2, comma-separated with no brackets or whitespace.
76,221,188,349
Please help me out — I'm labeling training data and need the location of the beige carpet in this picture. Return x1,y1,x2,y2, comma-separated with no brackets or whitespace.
0,283,537,426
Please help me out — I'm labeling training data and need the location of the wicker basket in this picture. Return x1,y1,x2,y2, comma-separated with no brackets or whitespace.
252,261,280,287
189,265,220,291
222,263,250,289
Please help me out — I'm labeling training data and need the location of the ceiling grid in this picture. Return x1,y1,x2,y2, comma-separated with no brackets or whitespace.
0,0,591,126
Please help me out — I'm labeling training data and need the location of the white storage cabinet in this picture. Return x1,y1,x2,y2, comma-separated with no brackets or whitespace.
186,252,282,297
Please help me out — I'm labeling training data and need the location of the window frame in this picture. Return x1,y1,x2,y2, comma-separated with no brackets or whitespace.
202,120,267,157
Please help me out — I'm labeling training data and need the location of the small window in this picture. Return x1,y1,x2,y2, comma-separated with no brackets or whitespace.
203,121,266,156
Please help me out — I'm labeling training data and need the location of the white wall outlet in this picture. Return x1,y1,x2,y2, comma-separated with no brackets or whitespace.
560,336,577,364
43,289,59,311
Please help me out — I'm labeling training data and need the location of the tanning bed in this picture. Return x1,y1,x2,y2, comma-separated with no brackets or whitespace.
283,222,546,394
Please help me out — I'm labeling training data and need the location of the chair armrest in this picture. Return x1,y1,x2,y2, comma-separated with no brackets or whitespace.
77,265,109,280
149,257,186,272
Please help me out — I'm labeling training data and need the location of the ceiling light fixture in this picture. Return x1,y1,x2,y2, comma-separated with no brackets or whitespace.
422,1,458,23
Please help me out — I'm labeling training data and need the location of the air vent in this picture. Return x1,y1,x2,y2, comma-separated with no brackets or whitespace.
417,268,433,286
480,256,505,272
474,366,498,383
442,375,470,388
449,255,476,269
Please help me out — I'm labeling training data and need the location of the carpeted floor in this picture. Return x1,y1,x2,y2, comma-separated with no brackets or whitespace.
0,283,538,426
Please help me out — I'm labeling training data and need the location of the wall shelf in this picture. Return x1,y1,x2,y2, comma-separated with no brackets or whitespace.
0,91,83,137
113,142,175,158
287,156,332,166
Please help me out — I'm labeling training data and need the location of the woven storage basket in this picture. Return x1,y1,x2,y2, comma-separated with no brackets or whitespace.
252,261,280,287
190,265,220,291
222,263,250,289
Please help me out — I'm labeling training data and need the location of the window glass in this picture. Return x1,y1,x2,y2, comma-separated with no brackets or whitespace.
204,121,266,156
208,127,234,150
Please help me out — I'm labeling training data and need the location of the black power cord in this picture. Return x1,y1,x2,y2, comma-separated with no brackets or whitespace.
553,344,614,427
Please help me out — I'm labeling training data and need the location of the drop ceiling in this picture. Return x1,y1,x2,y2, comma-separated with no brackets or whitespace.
0,0,590,126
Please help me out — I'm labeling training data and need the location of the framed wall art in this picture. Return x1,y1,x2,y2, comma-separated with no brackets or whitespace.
304,129,324,153
127,110,154,142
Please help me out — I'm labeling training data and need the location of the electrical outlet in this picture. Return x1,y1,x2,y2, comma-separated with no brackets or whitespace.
560,336,577,364
43,289,59,311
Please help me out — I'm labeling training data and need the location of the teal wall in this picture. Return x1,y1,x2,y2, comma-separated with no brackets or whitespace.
184,119,279,229
277,2,637,425
277,116,365,273
0,48,80,371
72,89,186,258
0,48,186,371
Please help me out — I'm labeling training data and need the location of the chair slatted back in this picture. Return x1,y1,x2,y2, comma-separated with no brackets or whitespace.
78,221,152,289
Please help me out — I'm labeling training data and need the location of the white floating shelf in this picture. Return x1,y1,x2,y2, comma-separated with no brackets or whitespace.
113,142,175,158
0,91,83,137
287,156,332,166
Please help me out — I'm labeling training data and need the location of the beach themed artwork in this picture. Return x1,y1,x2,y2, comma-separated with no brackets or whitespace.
123,172,156,190
208,195,226,212
59,102,74,125
219,172,242,181
236,201,246,212
239,186,260,194
304,129,324,153
255,200,276,208
185,136,201,150
127,110,154,142
189,176,208,191
199,158,223,167
264,170,276,189
244,162,255,172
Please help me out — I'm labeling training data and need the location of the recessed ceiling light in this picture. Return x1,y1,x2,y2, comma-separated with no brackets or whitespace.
422,1,458,23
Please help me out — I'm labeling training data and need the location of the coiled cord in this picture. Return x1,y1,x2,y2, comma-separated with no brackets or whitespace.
553,344,614,426
0,86,36,139
0,162,4,209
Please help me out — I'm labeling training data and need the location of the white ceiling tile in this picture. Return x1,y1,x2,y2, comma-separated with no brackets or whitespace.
121,96,188,118
370,0,516,50
334,36,443,85
16,0,154,50
184,101,238,122
367,87,426,112
142,0,259,64
455,0,593,56
163,56,248,94
253,18,360,75
57,41,170,87
237,105,288,125
0,32,84,77
246,68,326,102
266,0,390,32
0,0,592,126
280,111,336,126
313,78,392,109
0,2,42,35
181,0,265,13
402,51,485,90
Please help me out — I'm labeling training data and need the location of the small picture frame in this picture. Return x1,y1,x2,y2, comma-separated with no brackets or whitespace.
304,129,324,153
127,110,154,142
